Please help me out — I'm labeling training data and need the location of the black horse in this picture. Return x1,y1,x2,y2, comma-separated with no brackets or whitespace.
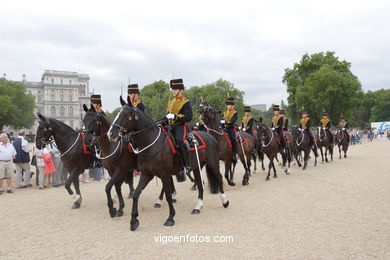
291,127,318,170
336,128,349,158
108,97,229,231
82,104,136,218
35,113,93,209
316,126,334,163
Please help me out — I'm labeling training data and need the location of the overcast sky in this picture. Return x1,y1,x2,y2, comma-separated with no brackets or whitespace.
1,0,389,111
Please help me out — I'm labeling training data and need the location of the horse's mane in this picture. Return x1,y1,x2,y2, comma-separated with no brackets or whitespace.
47,117,76,132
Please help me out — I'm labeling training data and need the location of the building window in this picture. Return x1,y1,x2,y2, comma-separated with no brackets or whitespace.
60,90,64,101
50,106,56,116
60,106,65,117
68,92,72,101
69,107,74,117
60,79,63,84
51,78,54,84
37,95,42,103
51,90,55,101
69,79,72,85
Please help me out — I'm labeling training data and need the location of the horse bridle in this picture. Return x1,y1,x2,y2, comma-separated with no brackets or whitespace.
294,128,305,147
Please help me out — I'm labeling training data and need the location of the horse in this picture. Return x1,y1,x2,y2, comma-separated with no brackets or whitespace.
256,121,292,181
291,127,318,170
200,104,256,185
336,128,349,159
82,104,136,218
108,96,229,231
35,113,93,209
316,127,334,163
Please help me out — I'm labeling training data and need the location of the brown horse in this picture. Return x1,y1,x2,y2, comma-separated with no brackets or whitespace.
316,127,334,163
200,104,256,185
82,104,136,218
291,127,318,170
336,128,349,158
108,96,229,231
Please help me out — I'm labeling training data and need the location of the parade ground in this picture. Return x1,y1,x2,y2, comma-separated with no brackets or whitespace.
1,140,389,259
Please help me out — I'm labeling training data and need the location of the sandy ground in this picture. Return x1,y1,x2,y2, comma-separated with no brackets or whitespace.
0,140,389,259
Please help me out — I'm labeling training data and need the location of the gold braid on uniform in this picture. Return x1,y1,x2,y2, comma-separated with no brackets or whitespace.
198,114,205,125
272,115,281,128
132,99,141,107
320,118,330,128
223,109,236,123
282,115,287,129
242,115,252,128
300,117,309,129
167,97,189,124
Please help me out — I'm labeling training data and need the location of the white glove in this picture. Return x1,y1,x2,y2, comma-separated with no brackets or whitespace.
298,128,302,131
342,128,345,130
196,122,200,126
238,126,242,130
271,127,275,131
242,128,246,132
220,120,226,124
166,113,176,120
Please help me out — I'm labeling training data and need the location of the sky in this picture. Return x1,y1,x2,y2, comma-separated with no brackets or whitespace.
0,0,389,111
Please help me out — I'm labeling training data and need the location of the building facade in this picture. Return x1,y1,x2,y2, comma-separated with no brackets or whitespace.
9,70,93,135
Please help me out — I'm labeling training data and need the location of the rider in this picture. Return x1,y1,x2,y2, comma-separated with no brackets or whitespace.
271,105,286,150
221,97,238,163
320,112,333,140
279,109,289,132
90,94,104,113
338,114,348,130
128,84,145,112
241,105,255,136
299,109,315,147
166,78,193,177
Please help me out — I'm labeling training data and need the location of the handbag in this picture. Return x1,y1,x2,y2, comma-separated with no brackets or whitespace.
31,147,37,166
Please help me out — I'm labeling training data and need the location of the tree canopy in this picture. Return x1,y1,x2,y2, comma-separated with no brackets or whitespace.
0,79,36,131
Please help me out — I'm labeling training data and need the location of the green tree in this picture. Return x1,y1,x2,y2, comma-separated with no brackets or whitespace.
283,51,363,127
105,107,121,122
140,80,171,120
0,79,36,131
368,89,390,122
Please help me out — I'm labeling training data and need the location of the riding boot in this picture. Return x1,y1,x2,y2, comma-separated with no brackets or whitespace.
178,143,191,176
231,139,238,163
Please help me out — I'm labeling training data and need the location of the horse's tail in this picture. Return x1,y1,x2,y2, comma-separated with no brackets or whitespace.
205,165,220,194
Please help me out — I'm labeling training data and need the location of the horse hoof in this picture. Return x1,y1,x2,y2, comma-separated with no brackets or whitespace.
191,185,197,191
154,203,161,208
273,175,277,178
191,209,201,214
164,219,175,226
109,208,117,218
128,192,134,199
172,198,177,203
228,181,235,186
71,203,80,209
115,210,124,218
223,200,229,208
130,220,139,231
262,167,266,171
242,180,249,185
265,177,270,181
344,155,347,158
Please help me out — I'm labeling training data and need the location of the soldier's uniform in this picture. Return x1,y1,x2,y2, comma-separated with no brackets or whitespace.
166,79,193,175
338,114,348,129
128,84,145,112
320,112,333,139
222,98,238,161
241,106,255,136
299,110,314,146
280,109,289,132
90,94,104,114
271,105,286,148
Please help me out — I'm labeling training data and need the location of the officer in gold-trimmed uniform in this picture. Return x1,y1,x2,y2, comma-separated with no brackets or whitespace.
320,112,333,139
241,105,255,136
220,97,238,162
128,84,145,112
299,109,314,146
280,109,289,132
338,114,348,130
271,105,286,149
166,79,193,176
90,94,103,112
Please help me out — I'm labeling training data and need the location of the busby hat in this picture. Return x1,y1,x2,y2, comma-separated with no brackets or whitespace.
90,94,102,106
322,112,328,116
128,84,140,94
225,97,235,105
272,105,280,111
300,108,308,114
279,109,285,114
244,105,251,112
340,114,345,119
170,78,184,90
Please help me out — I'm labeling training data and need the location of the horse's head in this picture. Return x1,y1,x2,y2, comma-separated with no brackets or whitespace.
200,104,220,124
35,112,54,149
291,126,301,139
82,104,105,145
108,96,143,142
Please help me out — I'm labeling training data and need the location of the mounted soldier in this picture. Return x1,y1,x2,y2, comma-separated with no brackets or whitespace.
320,112,333,140
271,105,286,151
338,114,348,130
280,109,289,132
165,78,193,177
128,84,145,112
299,109,315,147
241,105,255,137
90,94,104,114
220,97,238,163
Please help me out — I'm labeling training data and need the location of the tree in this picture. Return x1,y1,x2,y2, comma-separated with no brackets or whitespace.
0,79,36,131
105,107,122,122
140,80,171,120
283,51,363,126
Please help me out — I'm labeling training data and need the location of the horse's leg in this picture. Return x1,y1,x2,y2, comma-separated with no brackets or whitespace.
114,173,126,217
191,168,204,214
162,175,176,226
320,146,324,163
128,171,134,199
344,143,348,158
272,155,277,178
64,169,76,196
261,151,266,171
242,151,251,185
171,179,177,203
70,169,83,209
303,150,309,170
224,161,235,186
130,173,153,231
154,187,164,208
325,146,329,162
338,143,342,159
105,171,125,217
252,149,257,173
265,155,272,181
294,149,302,167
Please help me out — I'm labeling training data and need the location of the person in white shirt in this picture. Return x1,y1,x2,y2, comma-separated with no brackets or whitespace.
0,133,17,194
13,130,32,188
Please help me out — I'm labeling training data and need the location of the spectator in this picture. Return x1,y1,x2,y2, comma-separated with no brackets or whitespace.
35,146,46,189
0,133,16,194
49,142,67,187
43,147,56,187
13,130,32,188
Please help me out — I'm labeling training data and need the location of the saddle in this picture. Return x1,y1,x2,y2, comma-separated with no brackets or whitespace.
161,126,207,154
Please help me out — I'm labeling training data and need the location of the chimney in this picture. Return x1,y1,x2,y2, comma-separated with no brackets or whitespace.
22,74,26,82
